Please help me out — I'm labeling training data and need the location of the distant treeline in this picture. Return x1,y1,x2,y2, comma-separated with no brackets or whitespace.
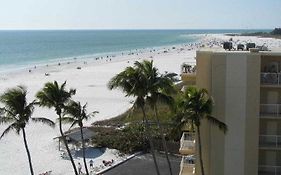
226,28,281,39
271,28,281,35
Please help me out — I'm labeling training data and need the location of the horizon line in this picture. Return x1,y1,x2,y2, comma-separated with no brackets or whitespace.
0,28,273,31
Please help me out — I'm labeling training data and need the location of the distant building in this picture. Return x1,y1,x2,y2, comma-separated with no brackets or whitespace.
180,48,281,175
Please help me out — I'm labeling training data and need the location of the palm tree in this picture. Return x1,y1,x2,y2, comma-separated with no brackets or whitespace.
0,86,55,175
36,81,78,175
137,60,176,175
176,87,227,175
62,100,98,175
108,62,161,175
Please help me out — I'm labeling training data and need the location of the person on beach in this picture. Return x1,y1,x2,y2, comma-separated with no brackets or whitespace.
89,159,93,169
78,162,82,174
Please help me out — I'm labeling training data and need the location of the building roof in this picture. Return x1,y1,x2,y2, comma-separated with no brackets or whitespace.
198,48,281,56
54,127,96,142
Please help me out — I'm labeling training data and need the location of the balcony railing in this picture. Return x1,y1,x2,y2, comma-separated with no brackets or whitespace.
261,73,281,86
180,156,195,175
181,62,196,74
180,132,195,149
259,165,281,175
259,135,281,149
179,132,195,155
260,104,281,118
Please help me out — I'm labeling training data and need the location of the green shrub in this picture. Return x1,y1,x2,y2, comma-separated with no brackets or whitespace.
271,28,281,35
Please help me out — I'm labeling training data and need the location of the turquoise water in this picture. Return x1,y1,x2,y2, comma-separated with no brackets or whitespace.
0,29,270,70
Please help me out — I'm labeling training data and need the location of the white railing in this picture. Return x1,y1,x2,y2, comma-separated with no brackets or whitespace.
259,165,281,175
261,73,281,85
180,132,195,150
180,156,195,175
182,155,195,165
260,104,281,118
259,135,281,148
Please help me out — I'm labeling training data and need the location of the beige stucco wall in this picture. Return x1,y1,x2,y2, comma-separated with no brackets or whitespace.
208,53,227,175
196,51,261,175
195,51,212,175
223,53,248,175
244,53,260,175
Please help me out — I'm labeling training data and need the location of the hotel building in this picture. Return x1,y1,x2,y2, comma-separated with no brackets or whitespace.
179,48,281,175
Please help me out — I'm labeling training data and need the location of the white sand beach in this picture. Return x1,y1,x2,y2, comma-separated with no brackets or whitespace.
0,34,281,175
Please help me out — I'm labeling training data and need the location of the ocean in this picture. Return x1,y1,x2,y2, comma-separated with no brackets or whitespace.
0,29,270,71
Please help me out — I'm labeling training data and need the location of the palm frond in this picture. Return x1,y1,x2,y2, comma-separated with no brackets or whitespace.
174,87,227,136
163,72,179,82
0,123,17,139
36,81,76,109
69,121,79,129
31,117,55,128
0,86,28,116
206,115,227,133
89,111,99,117
0,108,17,119
0,116,15,124
60,117,76,124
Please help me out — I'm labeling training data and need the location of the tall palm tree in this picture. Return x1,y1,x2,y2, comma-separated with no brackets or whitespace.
0,86,55,175
36,81,78,175
176,87,227,175
137,60,176,175
62,100,98,175
108,62,161,175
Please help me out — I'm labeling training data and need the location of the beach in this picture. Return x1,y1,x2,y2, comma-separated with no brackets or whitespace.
0,34,281,175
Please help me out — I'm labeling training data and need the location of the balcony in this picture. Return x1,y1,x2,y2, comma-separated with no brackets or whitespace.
181,73,196,81
179,132,195,155
181,63,196,86
259,165,281,175
179,156,195,175
261,73,281,87
260,104,281,119
259,135,281,150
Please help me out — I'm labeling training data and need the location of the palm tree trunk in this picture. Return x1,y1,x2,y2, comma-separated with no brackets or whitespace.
80,126,89,175
141,106,161,175
59,114,79,175
196,126,205,175
154,106,173,175
22,128,34,175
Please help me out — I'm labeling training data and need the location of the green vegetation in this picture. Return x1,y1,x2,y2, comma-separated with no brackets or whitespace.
36,81,79,175
108,60,163,175
92,124,149,153
0,60,228,175
0,86,55,175
62,101,98,175
271,28,281,35
94,103,174,127
229,28,281,39
175,87,227,175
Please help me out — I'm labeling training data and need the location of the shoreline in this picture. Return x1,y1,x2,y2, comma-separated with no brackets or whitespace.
0,37,203,74
1,34,281,175
0,38,204,79
0,31,207,74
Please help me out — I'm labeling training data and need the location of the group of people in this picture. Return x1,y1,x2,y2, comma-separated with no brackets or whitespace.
102,159,114,167
77,159,94,174
77,159,115,174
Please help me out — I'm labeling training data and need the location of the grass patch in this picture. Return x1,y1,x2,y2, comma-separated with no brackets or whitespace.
93,103,175,127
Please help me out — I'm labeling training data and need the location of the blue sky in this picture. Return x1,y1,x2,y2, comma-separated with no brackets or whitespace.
0,0,280,29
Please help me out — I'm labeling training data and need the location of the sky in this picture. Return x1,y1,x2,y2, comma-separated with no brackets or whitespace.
0,0,280,30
